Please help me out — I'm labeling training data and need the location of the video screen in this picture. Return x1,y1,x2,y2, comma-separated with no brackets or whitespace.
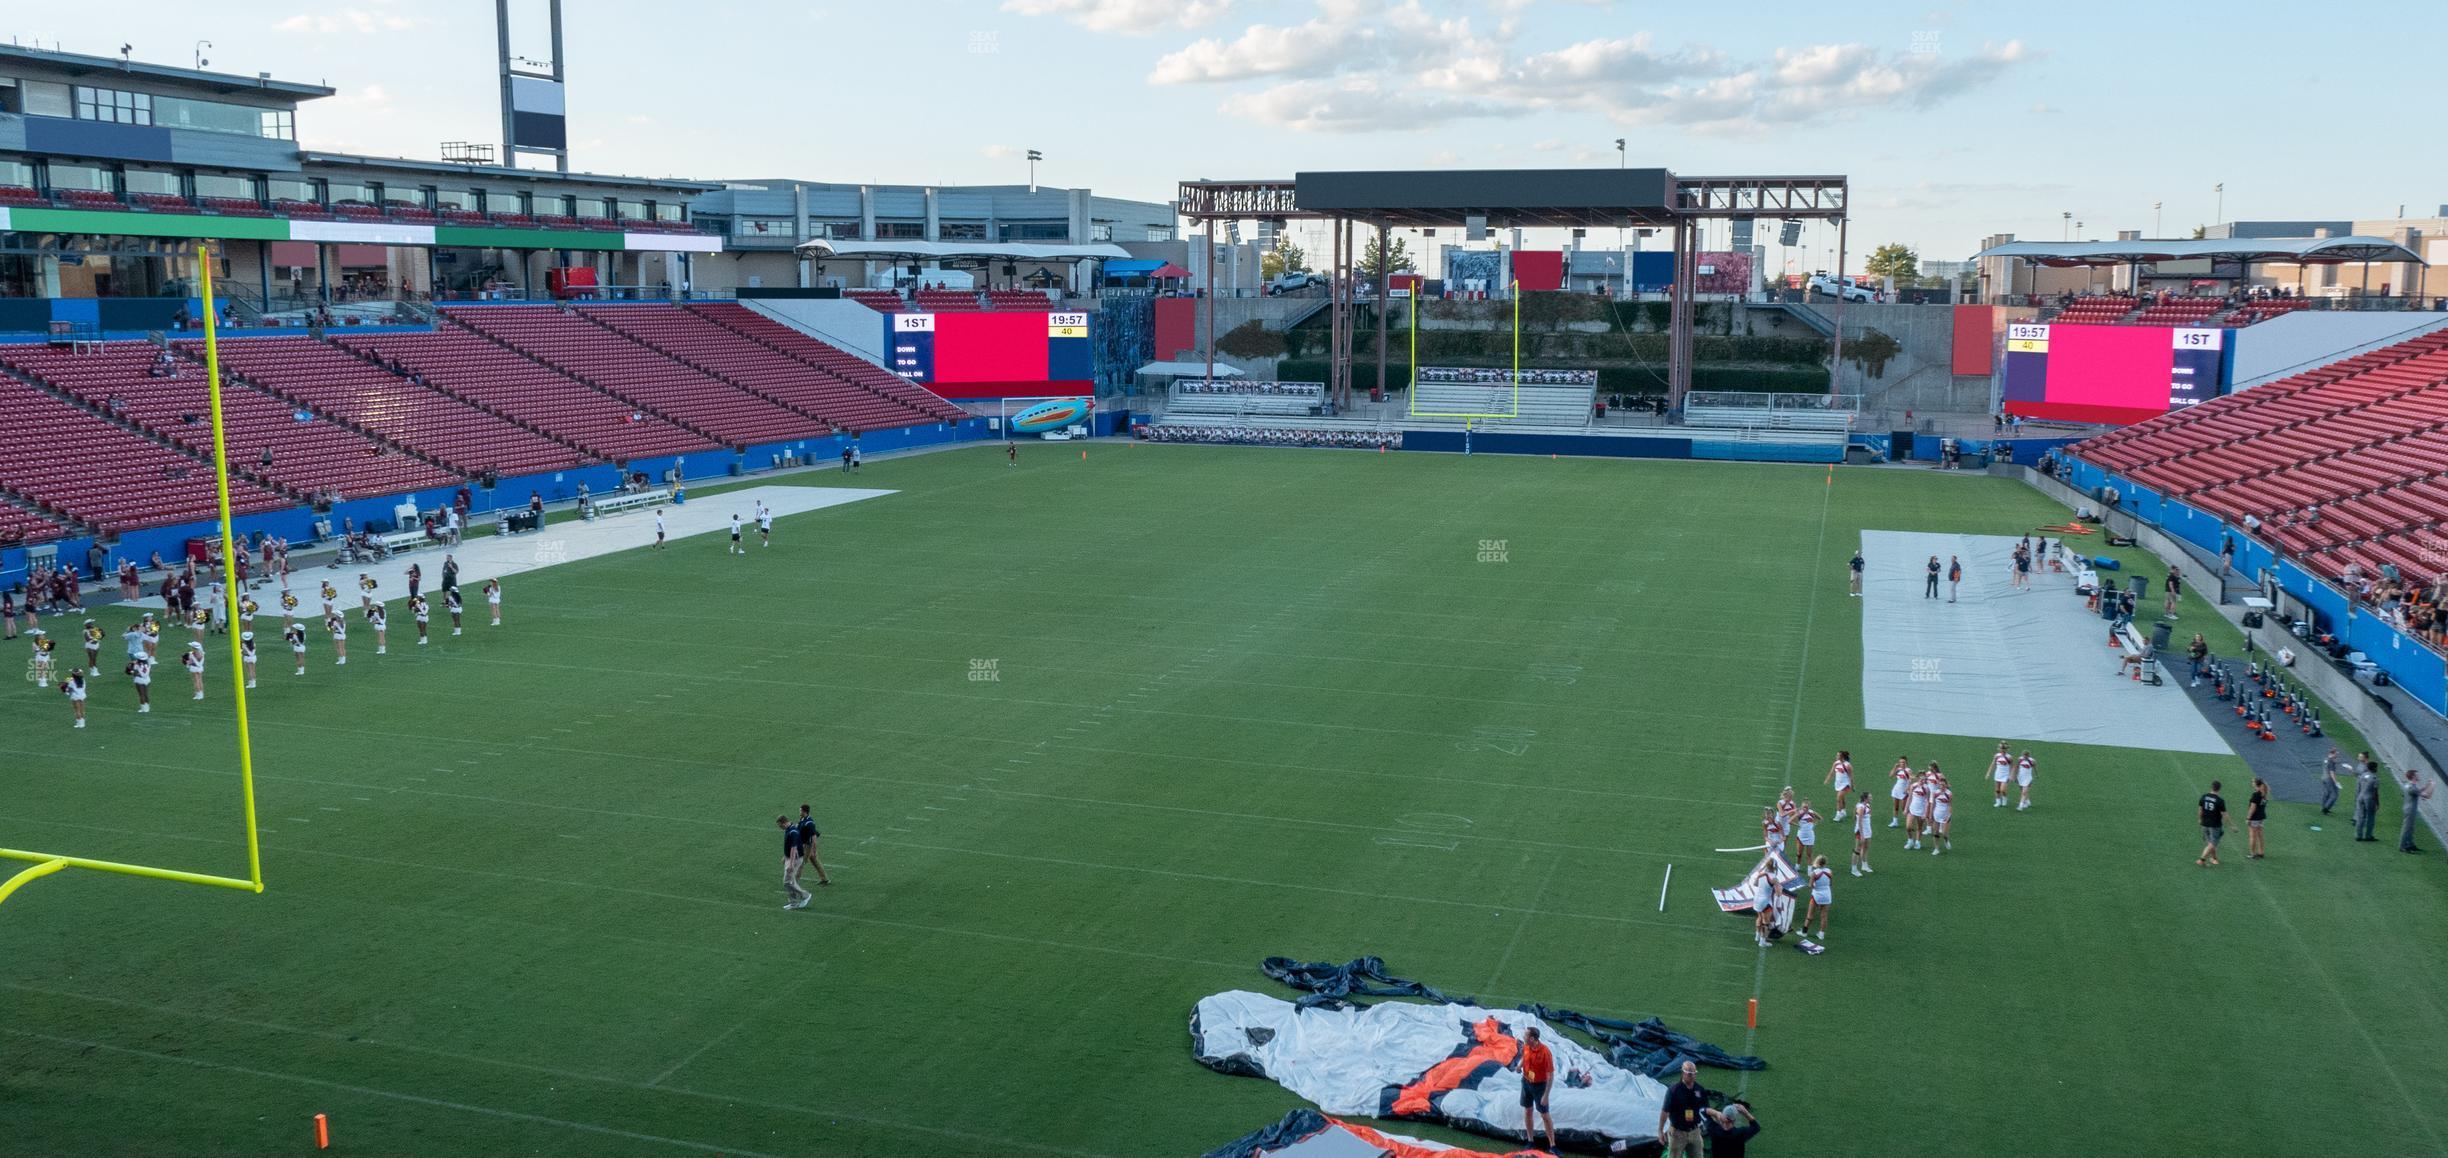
886,311,1093,400
2001,323,2223,424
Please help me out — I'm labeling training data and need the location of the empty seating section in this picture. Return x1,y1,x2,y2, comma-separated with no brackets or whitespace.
986,290,1058,310
685,303,966,424
845,289,907,312
2131,297,2223,327
0,502,64,543
52,189,123,210
201,197,273,216
2231,298,2316,326
128,192,192,213
579,306,946,431
202,337,584,476
912,290,982,312
335,328,711,462
0,342,457,500
441,306,822,445
0,375,288,531
2050,296,2137,325
2072,328,2448,586
0,185,47,207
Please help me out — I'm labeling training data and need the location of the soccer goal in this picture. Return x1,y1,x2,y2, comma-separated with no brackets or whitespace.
2,244,266,910
1405,283,1522,422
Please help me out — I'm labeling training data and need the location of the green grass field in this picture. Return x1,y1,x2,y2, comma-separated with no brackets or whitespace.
5,444,2444,1157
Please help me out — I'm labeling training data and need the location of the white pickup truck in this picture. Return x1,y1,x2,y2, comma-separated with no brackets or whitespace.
1807,273,1879,303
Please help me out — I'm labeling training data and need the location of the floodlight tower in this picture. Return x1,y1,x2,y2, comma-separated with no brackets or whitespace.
496,0,569,172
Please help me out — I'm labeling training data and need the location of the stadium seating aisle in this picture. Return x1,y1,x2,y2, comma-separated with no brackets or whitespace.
2072,328,2448,589
441,306,827,446
334,328,714,462
685,303,967,424
0,374,289,532
0,342,459,500
580,306,947,432
195,337,587,477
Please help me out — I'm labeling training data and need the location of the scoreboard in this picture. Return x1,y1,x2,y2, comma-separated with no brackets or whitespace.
2002,323,2224,424
886,311,1094,400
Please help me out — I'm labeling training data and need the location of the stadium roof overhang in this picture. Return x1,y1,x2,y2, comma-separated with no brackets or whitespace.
793,239,1132,264
1973,237,2426,267
1176,170,1848,227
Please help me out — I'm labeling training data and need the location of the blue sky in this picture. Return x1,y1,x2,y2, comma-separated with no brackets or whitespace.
30,1,2444,272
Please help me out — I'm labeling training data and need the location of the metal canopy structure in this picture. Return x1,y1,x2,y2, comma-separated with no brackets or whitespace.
1973,236,2425,267
1175,168,1853,407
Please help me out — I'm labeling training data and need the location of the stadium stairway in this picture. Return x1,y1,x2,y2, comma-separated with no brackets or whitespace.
440,306,827,449
574,305,942,433
684,302,966,425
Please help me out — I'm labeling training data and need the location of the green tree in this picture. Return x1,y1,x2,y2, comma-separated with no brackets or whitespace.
1865,242,1918,282
1260,240,1309,282
2190,225,2208,240
1358,234,1412,281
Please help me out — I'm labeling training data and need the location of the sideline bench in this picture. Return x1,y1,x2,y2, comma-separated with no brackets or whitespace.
584,489,672,521
374,530,433,556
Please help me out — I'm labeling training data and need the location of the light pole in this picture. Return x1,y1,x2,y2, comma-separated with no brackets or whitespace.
194,40,212,69
2154,201,2163,237
1027,149,1042,194
2062,211,2072,241
1615,138,1626,299
2214,183,2224,230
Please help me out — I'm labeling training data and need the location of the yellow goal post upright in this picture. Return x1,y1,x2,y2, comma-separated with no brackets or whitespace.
0,240,266,909
1404,281,1522,430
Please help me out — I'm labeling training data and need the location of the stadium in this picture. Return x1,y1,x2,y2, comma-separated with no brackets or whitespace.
3,6,2446,1156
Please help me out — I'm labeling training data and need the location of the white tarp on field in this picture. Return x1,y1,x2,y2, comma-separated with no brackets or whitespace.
1858,530,2230,754
1191,991,1666,1149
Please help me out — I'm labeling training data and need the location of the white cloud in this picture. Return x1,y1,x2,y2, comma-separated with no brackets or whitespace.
275,8,415,34
1000,0,1231,35
980,144,1026,159
1153,2,2027,137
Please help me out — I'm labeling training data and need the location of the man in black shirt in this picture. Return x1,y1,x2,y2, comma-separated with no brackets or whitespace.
778,815,812,909
1702,1100,1761,1158
1658,1060,1710,1158
1848,549,1864,598
1924,555,1941,599
2197,780,2227,867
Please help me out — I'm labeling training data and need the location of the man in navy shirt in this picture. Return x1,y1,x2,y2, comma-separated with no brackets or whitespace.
1658,1060,1710,1157
1702,1100,1761,1158
1848,549,1865,598
778,815,812,909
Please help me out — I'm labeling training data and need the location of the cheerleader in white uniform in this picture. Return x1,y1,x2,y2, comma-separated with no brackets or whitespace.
1827,749,1855,811
485,579,502,627
62,668,86,728
1850,798,1874,876
326,611,348,665
1930,777,1955,855
128,652,154,714
182,640,206,700
240,633,258,689
1991,741,2014,807
367,604,388,655
1905,767,1934,849
1802,856,1833,939
2017,751,2037,811
1795,801,1819,865
286,622,309,675
1888,757,1912,827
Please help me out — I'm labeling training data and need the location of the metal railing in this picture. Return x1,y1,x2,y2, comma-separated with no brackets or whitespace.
1685,391,1864,411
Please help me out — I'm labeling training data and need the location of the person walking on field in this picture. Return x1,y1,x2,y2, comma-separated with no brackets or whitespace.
2197,780,2228,867
2353,757,2382,841
2319,748,2344,816
1508,1025,1557,1153
778,815,812,909
1659,1061,1710,1158
1850,797,1874,876
1848,548,1864,597
2245,777,2270,859
2402,771,2436,854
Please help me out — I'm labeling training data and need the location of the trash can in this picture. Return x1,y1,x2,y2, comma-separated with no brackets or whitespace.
2150,621,2174,653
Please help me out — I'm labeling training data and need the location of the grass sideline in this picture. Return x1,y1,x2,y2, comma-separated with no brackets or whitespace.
3,444,2444,1156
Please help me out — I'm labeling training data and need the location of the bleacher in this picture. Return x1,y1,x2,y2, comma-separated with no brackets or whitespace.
686,303,966,424
201,337,586,476
580,305,951,432
0,375,289,532
441,306,826,446
2131,298,2224,327
2050,296,2138,325
845,289,906,312
1682,390,1860,432
0,342,458,499
1409,368,1596,428
986,290,1058,310
335,328,714,462
1170,380,1324,418
0,502,66,543
912,290,982,312
0,185,47,208
2073,328,2448,587
2229,298,2317,326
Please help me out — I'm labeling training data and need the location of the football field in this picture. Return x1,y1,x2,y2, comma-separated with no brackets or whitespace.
4,443,2444,1156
